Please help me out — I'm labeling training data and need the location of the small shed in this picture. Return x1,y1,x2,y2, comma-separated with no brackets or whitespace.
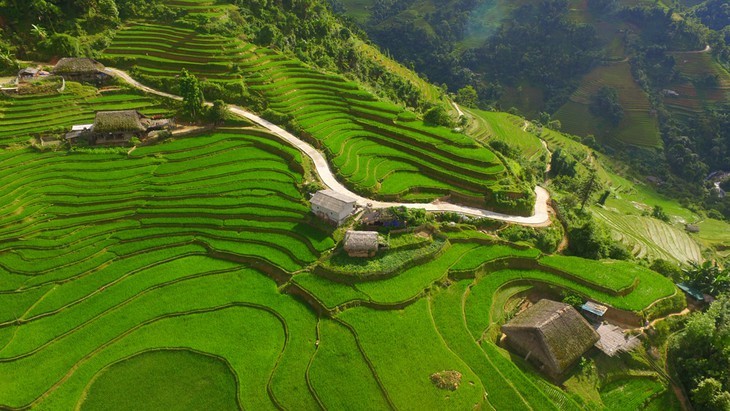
343,231,379,258
360,208,403,229
581,301,608,322
677,282,705,302
310,189,356,226
91,110,146,144
52,58,110,84
502,299,600,377
18,67,39,82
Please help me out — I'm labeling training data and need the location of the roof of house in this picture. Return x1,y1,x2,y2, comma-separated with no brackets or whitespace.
677,282,705,301
581,301,608,317
502,299,599,375
19,67,39,75
71,124,94,132
343,230,379,252
92,110,146,133
311,189,356,214
52,58,105,74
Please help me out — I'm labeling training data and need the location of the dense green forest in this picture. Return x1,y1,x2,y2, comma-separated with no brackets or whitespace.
0,0,441,110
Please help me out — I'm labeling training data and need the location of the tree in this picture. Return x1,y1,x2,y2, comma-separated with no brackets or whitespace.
178,69,204,119
670,295,730,410
590,86,624,126
578,168,600,210
423,105,451,127
650,259,682,281
456,85,478,108
682,261,730,296
208,99,229,125
692,378,730,411
550,148,577,178
652,205,670,222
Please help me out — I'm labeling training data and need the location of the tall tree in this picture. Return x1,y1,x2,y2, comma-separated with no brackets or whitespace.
178,69,204,119
578,168,600,210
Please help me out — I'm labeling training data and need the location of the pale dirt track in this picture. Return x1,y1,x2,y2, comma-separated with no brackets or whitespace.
108,68,551,225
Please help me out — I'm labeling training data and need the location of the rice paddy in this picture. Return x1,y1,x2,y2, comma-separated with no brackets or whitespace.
0,83,171,146
100,21,523,209
555,62,661,147
0,5,687,409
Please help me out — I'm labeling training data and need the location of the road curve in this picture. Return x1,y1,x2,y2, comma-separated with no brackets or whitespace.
107,68,551,225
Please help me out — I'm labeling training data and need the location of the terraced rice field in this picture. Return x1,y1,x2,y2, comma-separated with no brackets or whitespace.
0,130,340,409
593,207,703,263
101,21,518,208
555,62,661,147
0,128,680,411
464,108,546,161
0,83,170,146
664,51,730,116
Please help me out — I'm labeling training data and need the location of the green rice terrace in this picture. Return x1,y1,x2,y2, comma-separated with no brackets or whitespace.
0,82,171,146
0,119,685,409
0,2,709,409
100,21,531,212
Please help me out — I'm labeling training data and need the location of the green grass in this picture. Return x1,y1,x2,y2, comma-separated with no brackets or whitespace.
79,349,239,411
464,108,546,161
337,299,486,410
599,377,666,411
308,319,392,410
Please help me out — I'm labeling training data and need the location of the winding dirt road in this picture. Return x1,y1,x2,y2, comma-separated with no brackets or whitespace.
108,68,551,225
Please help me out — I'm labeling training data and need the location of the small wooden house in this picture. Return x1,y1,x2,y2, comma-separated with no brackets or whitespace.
502,299,599,378
311,189,356,226
52,58,110,84
343,230,379,258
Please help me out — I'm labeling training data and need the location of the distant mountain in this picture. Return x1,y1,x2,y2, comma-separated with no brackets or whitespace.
331,0,730,215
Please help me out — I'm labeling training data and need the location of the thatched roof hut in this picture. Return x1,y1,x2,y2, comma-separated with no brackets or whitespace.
52,58,105,74
92,110,146,133
502,299,599,377
343,230,379,258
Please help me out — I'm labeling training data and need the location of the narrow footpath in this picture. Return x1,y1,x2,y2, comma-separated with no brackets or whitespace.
108,68,551,226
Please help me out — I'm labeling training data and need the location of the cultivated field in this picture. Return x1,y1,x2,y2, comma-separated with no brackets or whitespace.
101,21,526,210
664,50,730,116
0,83,170,146
0,148,681,411
555,62,661,147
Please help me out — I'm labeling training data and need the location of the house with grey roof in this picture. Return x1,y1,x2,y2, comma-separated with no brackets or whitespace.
310,189,356,226
343,230,379,257
501,299,599,378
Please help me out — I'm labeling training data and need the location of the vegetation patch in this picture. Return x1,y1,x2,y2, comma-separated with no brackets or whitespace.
430,370,462,391
317,232,447,281
79,349,239,411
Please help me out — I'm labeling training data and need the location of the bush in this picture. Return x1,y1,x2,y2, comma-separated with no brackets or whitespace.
423,106,451,127
38,33,81,59
650,259,682,281
652,205,670,222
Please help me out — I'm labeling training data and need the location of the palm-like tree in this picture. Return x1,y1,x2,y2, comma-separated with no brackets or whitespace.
683,261,730,296
31,24,47,40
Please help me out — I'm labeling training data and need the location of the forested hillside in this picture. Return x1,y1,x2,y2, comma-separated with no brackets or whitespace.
332,0,730,220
